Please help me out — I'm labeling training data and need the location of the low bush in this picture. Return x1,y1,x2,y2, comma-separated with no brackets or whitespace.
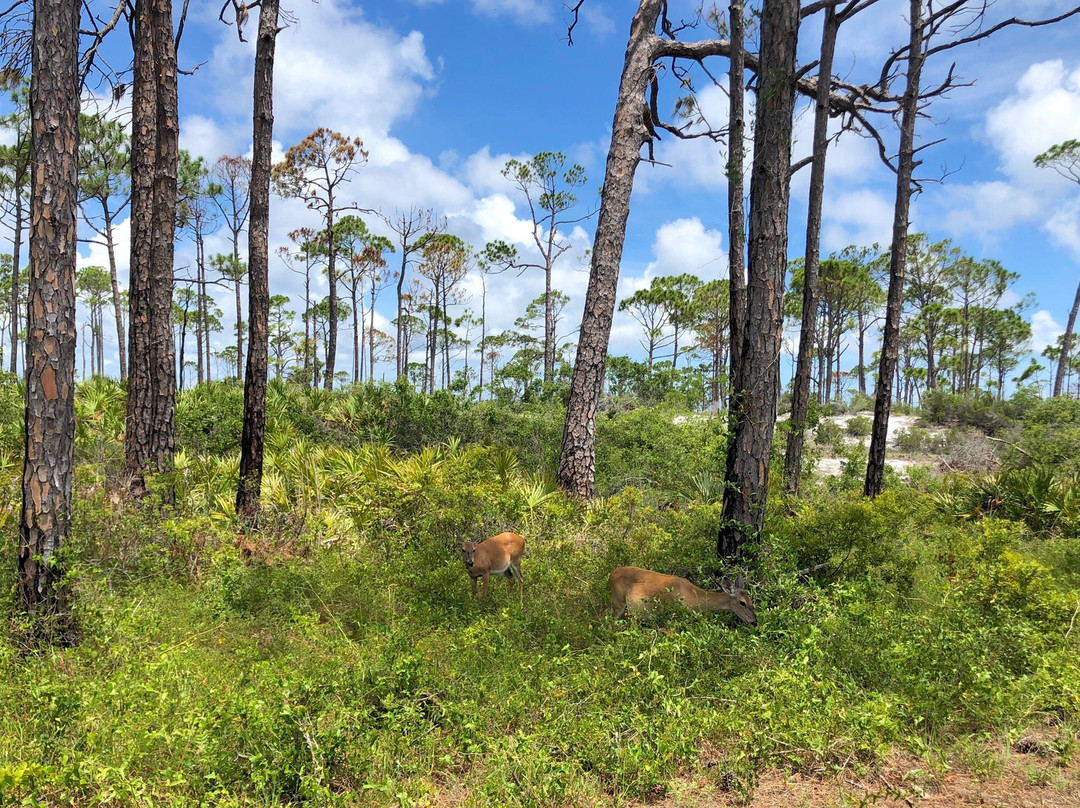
846,415,872,437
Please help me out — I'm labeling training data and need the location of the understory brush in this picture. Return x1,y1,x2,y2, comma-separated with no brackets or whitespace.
3,447,1079,807
3,379,1079,806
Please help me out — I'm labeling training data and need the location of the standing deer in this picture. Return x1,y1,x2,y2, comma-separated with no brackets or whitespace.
460,532,525,598
609,566,757,625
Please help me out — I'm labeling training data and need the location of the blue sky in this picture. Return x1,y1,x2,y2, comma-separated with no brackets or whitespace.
7,0,1080,389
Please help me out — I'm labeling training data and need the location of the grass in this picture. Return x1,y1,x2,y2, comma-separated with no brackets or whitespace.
1,382,1079,806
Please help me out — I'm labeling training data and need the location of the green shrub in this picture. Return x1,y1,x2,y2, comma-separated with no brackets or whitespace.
894,425,945,454
814,419,844,451
177,380,245,456
846,415,872,437
922,390,1022,434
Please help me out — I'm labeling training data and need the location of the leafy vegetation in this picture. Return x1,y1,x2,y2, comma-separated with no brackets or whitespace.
2,378,1079,806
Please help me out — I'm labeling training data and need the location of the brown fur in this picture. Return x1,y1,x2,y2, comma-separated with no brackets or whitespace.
608,566,757,625
461,532,525,598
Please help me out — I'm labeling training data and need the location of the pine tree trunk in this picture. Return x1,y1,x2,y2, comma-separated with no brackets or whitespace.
1053,279,1080,397
19,0,79,636
10,184,24,374
324,204,338,390
866,0,924,499
236,0,279,526
557,0,659,497
125,0,178,499
544,265,554,384
785,6,837,496
718,0,800,558
104,212,127,379
726,0,747,410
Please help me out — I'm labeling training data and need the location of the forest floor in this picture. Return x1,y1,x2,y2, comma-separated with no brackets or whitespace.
636,742,1080,807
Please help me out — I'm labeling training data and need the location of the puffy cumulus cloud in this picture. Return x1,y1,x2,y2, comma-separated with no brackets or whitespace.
460,146,525,195
940,60,1080,239
207,0,435,144
1030,309,1063,351
179,115,237,164
821,189,894,252
940,181,1044,240
607,218,726,355
646,217,727,280
984,60,1080,182
1044,201,1080,260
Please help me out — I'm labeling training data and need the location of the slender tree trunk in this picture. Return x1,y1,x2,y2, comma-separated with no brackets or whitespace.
544,263,554,383
727,0,747,411
785,6,838,495
366,284,377,381
19,0,79,636
103,210,127,380
718,0,800,558
396,251,408,380
723,0,749,496
325,199,338,390
352,285,360,383
125,0,178,498
857,312,866,395
866,0,924,499
557,0,659,496
303,268,311,385
1053,279,1080,397
10,185,23,374
236,0,279,526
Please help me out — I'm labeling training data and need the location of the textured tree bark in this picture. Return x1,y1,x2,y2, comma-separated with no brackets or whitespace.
125,0,177,499
556,0,660,497
718,0,800,558
784,6,838,496
19,0,79,636
237,0,279,526
866,0,924,499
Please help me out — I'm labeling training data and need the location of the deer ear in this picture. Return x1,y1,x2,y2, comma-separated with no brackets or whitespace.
720,576,734,594
735,574,745,591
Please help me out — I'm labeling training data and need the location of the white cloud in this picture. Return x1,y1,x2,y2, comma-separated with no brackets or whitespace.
472,0,553,24
1044,200,1080,260
941,60,1080,240
645,217,727,280
821,189,894,252
1031,309,1063,351
207,0,435,148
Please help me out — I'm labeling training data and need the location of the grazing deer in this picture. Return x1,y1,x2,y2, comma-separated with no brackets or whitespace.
609,566,757,625
460,532,525,598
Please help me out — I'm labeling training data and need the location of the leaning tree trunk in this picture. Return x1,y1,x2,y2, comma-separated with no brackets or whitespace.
236,0,279,526
1053,278,1080,397
785,5,838,496
19,0,79,637
718,0,800,559
866,0,924,499
125,0,178,498
556,0,659,497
